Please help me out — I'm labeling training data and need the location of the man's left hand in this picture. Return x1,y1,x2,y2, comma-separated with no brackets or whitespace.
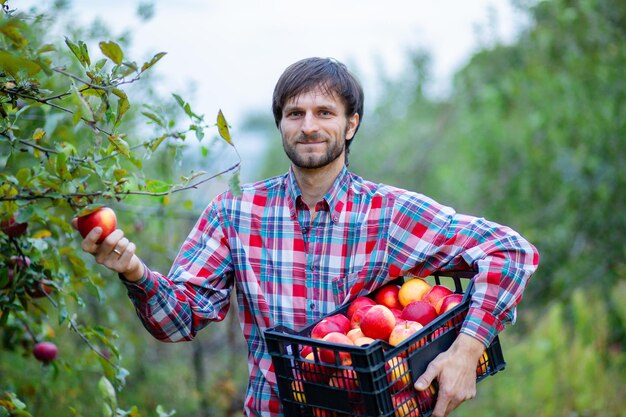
414,333,486,417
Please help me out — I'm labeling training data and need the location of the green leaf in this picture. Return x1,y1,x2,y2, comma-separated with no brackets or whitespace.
79,40,91,66
64,37,90,67
155,405,176,417
172,93,201,120
229,170,242,197
55,152,71,180
217,109,233,146
140,52,167,72
107,134,130,158
99,41,123,65
32,128,46,141
145,180,171,193
15,167,31,186
112,89,130,125
141,111,164,127
98,376,117,409
149,134,167,152
70,84,95,123
0,51,41,77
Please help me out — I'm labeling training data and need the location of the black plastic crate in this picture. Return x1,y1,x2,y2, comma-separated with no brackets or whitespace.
264,270,506,417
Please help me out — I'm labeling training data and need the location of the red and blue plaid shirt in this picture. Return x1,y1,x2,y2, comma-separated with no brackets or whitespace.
123,166,539,416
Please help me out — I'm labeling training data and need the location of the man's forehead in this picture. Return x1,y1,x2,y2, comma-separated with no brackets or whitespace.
285,86,340,107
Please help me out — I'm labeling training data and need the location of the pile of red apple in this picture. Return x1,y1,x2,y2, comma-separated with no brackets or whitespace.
291,278,464,416
307,278,463,354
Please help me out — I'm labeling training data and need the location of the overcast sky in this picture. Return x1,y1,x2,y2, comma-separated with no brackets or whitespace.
28,1,526,124
22,0,527,180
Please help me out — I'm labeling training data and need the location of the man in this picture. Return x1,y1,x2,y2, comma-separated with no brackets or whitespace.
76,57,539,417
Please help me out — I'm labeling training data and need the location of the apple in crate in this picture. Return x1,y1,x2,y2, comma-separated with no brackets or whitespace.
401,300,438,326
346,296,376,320
423,285,453,313
439,293,464,314
360,305,396,341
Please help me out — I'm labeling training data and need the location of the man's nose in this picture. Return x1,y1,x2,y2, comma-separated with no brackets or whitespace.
300,112,319,135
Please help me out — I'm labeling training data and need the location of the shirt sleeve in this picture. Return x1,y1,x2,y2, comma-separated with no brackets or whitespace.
387,192,539,346
121,198,235,342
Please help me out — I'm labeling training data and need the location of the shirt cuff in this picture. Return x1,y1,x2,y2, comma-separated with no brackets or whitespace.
119,264,160,302
460,306,505,347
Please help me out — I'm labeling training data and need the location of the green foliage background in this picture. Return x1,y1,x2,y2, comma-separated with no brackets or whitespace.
2,0,626,416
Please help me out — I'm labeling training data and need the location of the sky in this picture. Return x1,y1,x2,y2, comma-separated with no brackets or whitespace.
22,0,528,179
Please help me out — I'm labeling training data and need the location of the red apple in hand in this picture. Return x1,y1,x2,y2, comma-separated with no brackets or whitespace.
33,341,58,363
401,300,438,326
76,206,117,243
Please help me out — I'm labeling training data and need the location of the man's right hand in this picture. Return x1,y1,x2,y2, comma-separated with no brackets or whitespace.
72,218,144,282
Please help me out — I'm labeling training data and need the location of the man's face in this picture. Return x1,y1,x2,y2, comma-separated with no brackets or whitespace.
280,87,359,170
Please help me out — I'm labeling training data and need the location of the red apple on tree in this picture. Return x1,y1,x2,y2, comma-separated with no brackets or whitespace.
26,279,55,298
76,206,117,243
1,215,28,238
33,341,58,363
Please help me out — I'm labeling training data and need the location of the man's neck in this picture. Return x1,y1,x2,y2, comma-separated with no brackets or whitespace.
292,163,344,210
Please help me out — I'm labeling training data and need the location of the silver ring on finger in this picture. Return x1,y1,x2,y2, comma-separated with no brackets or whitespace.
112,248,122,256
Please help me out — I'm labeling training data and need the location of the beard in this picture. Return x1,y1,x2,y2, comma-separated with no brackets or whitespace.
282,133,345,169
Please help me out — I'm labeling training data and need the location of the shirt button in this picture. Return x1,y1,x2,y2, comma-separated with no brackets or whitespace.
309,302,316,310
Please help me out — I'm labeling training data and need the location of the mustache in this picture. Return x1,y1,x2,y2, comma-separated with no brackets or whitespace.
296,133,325,142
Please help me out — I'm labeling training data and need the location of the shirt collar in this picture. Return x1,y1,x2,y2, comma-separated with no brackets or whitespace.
285,166,350,224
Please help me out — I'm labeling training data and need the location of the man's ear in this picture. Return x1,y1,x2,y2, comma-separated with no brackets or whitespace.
346,113,360,140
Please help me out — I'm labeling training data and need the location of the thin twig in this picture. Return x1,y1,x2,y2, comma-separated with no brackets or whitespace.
0,161,241,202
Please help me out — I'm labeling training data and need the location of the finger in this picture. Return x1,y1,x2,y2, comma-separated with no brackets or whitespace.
415,360,440,391
81,227,103,253
71,217,78,230
119,241,136,263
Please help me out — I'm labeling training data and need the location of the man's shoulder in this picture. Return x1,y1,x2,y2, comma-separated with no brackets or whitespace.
215,173,286,203
350,173,448,210
350,172,411,200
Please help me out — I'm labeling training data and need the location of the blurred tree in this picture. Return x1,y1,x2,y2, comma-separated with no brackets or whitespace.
349,0,626,333
0,1,242,416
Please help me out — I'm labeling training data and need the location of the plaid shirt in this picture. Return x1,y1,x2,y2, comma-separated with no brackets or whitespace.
123,166,539,416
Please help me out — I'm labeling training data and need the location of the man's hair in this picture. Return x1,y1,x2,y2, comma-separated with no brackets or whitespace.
272,57,364,143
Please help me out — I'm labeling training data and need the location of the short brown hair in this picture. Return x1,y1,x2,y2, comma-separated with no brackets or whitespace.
272,57,364,139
